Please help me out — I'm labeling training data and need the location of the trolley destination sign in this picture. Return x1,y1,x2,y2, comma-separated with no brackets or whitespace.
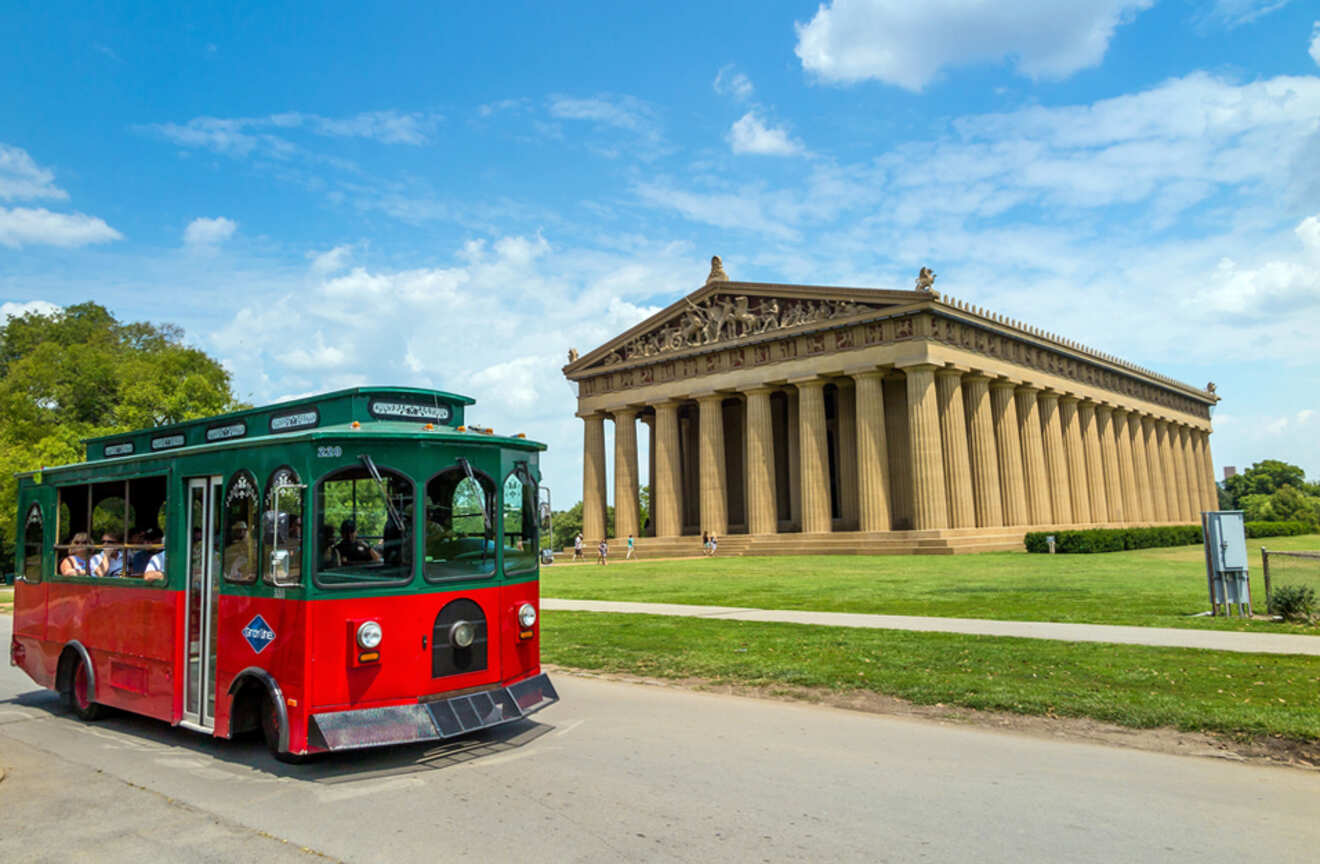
83,386,475,462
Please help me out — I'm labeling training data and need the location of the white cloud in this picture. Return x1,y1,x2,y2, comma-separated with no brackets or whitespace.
1204,1,1293,28
0,144,68,201
0,207,122,248
309,244,354,274
1,300,61,320
713,65,754,100
795,0,1153,90
183,216,237,251
546,94,667,158
1310,21,1320,66
145,110,439,159
728,113,805,156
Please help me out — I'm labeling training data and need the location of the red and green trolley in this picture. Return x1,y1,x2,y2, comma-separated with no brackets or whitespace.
9,386,557,761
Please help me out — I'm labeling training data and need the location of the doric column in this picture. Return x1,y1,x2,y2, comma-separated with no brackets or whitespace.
963,374,1003,528
1078,401,1108,523
1015,385,1052,525
852,371,892,532
653,401,682,538
1038,391,1073,524
1171,425,1193,520
1126,414,1152,522
1179,426,1203,518
1200,430,1219,511
1059,396,1091,524
1140,417,1169,522
989,381,1028,525
744,387,778,535
697,394,728,536
581,412,607,542
787,391,801,527
796,378,832,533
1113,409,1141,522
1095,405,1123,523
906,364,948,530
935,369,976,529
612,409,640,539
836,382,859,526
1155,420,1181,522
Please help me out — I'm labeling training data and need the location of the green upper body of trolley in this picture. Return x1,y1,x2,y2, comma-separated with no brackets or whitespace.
15,387,547,601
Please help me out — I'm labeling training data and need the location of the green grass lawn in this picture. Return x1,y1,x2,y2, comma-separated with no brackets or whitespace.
543,611,1320,742
543,534,1320,633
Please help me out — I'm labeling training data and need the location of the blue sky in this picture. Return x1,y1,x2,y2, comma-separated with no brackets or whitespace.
2,0,1319,504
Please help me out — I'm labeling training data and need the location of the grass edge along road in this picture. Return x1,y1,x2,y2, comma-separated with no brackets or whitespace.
543,611,1320,745
543,535,1320,634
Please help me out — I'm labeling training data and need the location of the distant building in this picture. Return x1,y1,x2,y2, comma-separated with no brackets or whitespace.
1223,466,1237,479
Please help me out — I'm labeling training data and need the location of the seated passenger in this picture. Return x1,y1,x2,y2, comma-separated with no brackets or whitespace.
223,521,253,582
131,528,160,575
60,533,93,576
143,537,166,581
319,524,342,569
91,532,125,578
335,519,381,564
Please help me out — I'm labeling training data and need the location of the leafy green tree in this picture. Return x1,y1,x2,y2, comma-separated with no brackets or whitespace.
0,303,243,568
1239,484,1320,526
549,500,615,552
1220,459,1308,510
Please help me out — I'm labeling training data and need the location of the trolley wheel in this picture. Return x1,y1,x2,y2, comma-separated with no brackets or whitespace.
261,694,308,764
64,654,105,722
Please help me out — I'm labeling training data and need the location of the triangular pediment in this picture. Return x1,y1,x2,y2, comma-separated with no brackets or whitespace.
564,280,930,376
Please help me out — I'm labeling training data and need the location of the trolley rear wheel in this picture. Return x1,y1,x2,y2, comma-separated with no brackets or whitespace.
63,653,105,721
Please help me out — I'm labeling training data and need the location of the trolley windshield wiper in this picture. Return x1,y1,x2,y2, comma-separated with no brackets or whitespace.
455,458,492,536
359,454,405,533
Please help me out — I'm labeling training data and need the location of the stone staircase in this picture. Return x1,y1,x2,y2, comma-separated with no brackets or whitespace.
562,527,1031,560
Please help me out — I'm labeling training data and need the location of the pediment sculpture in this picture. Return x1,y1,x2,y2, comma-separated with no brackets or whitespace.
597,294,875,366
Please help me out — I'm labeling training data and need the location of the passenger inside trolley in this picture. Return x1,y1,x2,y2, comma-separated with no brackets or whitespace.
60,533,94,575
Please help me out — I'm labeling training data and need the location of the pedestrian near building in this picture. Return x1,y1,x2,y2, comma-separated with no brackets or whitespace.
574,533,583,561
702,531,709,556
709,532,718,556
597,539,608,565
626,534,636,560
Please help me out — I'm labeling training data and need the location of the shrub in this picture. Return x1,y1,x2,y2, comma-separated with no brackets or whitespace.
1244,521,1311,539
1267,584,1316,623
1024,525,1202,554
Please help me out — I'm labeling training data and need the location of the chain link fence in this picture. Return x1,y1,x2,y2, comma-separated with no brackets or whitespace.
1260,547,1320,613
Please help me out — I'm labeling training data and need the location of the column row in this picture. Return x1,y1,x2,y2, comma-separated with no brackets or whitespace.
579,371,1216,540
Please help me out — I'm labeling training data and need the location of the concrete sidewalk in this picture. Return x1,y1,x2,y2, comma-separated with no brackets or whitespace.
541,598,1320,656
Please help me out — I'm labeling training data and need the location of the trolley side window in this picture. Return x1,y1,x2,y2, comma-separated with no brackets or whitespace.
22,503,44,583
424,463,496,582
54,476,167,580
314,465,414,587
222,471,258,584
262,467,305,587
502,463,537,575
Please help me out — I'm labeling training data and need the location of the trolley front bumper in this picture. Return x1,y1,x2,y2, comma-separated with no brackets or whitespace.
309,673,559,752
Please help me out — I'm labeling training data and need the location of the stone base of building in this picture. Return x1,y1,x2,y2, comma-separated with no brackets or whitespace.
566,523,1194,559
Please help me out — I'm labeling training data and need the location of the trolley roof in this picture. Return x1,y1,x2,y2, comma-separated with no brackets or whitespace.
42,387,544,475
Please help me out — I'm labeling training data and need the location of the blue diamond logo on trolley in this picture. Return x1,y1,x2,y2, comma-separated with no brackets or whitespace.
242,615,277,654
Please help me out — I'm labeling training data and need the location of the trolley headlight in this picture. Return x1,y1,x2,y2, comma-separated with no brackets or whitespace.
517,602,537,629
449,620,476,649
356,620,383,650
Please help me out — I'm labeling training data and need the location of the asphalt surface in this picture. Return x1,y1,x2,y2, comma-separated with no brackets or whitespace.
2,614,1318,863
543,598,1320,655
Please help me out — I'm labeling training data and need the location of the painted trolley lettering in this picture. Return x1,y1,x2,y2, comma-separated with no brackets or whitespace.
368,398,451,423
151,434,186,451
269,408,319,433
206,421,247,442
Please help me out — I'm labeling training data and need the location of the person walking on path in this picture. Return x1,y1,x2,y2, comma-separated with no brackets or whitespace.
597,539,608,565
574,533,583,561
702,531,710,556
626,534,636,560
709,532,718,556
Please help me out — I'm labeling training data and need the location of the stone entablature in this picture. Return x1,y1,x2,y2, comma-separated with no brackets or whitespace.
564,263,1220,548
567,285,1214,424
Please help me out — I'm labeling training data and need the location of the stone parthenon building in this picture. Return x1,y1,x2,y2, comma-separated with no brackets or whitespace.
563,259,1220,554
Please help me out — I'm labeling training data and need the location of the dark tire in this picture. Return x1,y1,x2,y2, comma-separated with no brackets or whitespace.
261,694,309,764
63,654,105,721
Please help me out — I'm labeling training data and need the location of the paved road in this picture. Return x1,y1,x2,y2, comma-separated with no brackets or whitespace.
543,598,1320,655
2,616,1317,863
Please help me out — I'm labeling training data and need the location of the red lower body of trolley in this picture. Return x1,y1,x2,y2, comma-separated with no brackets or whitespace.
8,579,557,758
